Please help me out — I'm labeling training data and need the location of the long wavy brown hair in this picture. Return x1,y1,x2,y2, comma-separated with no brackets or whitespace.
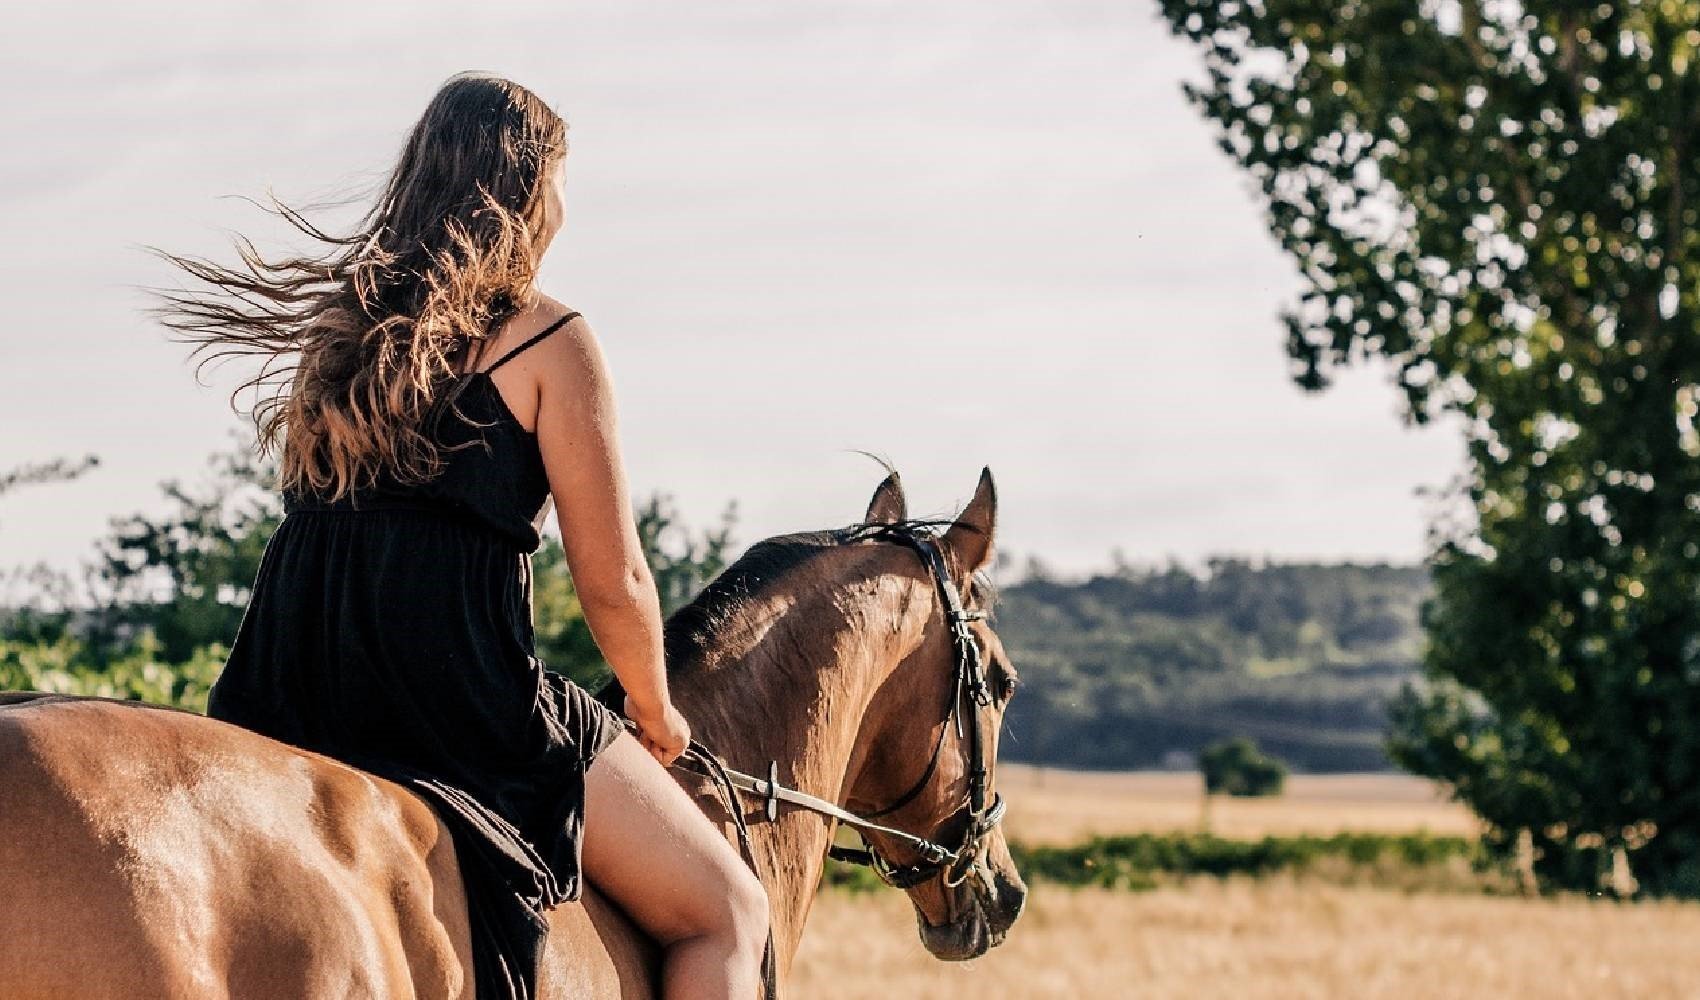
144,71,567,502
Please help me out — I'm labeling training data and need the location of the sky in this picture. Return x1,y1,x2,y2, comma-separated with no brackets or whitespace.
0,0,1466,588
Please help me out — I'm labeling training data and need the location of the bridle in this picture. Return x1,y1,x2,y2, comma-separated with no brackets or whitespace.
660,519,1009,888
822,520,1007,889
630,520,1007,1000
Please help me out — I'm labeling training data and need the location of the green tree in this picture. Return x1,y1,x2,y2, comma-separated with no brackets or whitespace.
0,455,99,504
1159,1,1700,893
529,538,603,686
1200,737,1288,797
90,446,281,664
637,492,738,617
0,455,100,613
532,492,737,688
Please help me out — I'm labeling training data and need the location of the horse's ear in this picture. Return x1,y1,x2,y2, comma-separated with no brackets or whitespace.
942,466,997,576
864,472,908,524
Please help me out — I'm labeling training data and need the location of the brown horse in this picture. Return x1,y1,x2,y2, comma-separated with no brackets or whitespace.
0,468,1025,998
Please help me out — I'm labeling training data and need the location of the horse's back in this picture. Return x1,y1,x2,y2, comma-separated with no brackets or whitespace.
0,693,657,999
0,694,475,998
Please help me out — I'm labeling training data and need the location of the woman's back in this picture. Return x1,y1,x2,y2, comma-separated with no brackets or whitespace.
282,310,581,553
208,308,626,999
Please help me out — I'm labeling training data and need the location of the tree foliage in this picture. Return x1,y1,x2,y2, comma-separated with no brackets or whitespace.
90,447,280,664
0,632,223,713
0,455,99,500
532,492,737,688
1160,0,1700,894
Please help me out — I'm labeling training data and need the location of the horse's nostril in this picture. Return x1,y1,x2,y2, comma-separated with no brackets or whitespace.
984,870,1027,934
1005,884,1028,922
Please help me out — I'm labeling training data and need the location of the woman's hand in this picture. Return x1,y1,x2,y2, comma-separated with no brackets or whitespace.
625,694,691,767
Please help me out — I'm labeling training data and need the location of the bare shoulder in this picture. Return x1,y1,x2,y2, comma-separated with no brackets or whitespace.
509,293,586,340
496,295,591,362
524,296,612,398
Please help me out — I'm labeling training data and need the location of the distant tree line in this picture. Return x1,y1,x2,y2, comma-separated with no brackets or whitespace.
997,557,1431,773
2,451,1434,778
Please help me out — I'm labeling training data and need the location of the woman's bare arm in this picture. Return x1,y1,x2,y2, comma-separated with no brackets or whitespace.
528,309,676,736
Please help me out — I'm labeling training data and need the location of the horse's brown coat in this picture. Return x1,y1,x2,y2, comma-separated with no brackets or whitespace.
0,470,1024,998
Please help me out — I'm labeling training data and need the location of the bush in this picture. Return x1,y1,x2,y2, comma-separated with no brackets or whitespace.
819,830,1493,894
1200,736,1287,797
0,632,221,713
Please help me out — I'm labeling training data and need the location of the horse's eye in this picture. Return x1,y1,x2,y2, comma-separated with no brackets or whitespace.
996,673,1019,702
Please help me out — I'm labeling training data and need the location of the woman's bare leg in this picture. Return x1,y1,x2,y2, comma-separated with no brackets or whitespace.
582,731,770,999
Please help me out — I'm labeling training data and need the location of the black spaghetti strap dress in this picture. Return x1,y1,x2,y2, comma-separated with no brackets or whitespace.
206,311,626,1000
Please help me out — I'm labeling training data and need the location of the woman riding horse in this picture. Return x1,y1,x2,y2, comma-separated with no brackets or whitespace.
145,71,769,1000
0,467,1028,999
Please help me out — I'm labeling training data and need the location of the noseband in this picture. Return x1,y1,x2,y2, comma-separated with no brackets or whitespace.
668,520,1007,891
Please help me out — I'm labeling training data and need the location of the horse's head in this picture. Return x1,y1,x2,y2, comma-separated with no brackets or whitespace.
635,465,1028,963
839,467,1027,960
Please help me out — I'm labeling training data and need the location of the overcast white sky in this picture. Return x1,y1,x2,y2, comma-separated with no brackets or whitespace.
0,0,1464,587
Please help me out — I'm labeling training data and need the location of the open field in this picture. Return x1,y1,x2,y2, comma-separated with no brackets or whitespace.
995,764,1481,843
791,879,1700,999
795,769,1695,997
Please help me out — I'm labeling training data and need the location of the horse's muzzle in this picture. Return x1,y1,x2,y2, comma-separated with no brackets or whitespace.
915,854,1027,960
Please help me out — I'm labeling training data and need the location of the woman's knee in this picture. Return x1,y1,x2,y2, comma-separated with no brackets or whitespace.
725,862,769,947
581,733,768,948
659,855,768,951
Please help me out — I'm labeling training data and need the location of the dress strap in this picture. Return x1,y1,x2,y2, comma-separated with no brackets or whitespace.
481,311,581,375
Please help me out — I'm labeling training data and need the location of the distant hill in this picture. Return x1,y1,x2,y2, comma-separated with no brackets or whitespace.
994,557,1430,773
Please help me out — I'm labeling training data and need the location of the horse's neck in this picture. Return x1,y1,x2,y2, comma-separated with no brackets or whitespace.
674,574,912,974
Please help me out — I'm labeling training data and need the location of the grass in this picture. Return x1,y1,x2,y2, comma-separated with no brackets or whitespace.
791,878,1700,998
795,768,1698,997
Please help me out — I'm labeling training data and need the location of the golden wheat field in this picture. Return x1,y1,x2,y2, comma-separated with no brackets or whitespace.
994,764,1482,843
792,767,1700,998
791,879,1700,999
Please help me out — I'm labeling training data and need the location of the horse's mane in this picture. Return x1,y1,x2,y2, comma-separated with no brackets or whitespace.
592,516,996,709
662,528,843,674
